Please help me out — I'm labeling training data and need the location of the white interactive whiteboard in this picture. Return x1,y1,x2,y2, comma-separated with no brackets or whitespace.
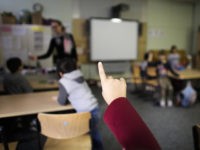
90,19,139,61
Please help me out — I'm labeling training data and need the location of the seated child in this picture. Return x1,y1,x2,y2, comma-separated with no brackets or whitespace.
140,51,153,79
56,58,103,150
156,50,179,107
3,57,33,94
2,57,35,133
141,51,157,77
168,45,184,70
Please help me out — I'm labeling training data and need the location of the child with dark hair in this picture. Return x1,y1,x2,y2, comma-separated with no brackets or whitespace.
2,57,35,137
56,58,103,150
168,45,183,70
140,51,153,78
156,50,179,107
3,57,33,94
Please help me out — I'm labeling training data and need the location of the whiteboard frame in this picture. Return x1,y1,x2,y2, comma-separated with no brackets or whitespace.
89,18,139,62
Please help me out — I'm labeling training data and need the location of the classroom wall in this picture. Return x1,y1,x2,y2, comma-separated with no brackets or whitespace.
193,1,200,54
147,0,194,52
0,0,196,58
78,0,195,53
77,0,147,22
0,0,146,26
0,0,74,27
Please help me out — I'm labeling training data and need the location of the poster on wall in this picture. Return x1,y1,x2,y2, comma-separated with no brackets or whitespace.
0,25,52,67
33,31,43,51
0,26,28,64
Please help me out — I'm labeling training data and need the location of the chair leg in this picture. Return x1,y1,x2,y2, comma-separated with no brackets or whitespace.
0,126,9,150
3,142,9,150
37,134,42,150
193,125,200,150
36,119,42,150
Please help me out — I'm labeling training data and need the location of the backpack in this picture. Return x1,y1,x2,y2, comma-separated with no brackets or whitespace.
177,82,197,107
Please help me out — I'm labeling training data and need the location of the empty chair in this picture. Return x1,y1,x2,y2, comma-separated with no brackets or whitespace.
38,112,92,150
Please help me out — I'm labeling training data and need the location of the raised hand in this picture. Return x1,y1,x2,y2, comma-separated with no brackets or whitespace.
98,62,127,105
28,53,38,61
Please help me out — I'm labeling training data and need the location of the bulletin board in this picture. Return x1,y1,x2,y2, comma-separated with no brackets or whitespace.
0,25,52,68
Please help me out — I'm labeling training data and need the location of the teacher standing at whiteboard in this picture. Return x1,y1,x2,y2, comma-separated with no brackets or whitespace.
29,20,77,64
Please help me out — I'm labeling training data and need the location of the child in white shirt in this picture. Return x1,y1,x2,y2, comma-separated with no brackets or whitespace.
57,58,103,150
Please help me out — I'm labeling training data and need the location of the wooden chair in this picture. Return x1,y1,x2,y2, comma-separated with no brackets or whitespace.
146,67,157,77
38,112,92,150
131,63,143,92
144,67,159,88
132,63,142,84
0,142,17,150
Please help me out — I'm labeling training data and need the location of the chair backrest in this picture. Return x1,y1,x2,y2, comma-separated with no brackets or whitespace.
133,65,141,77
146,67,157,77
38,112,91,140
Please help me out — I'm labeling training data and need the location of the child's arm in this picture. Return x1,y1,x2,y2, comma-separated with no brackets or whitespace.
57,83,70,105
165,62,179,77
38,38,55,59
69,34,78,61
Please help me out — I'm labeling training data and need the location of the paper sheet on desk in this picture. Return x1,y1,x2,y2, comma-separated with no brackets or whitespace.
52,96,58,101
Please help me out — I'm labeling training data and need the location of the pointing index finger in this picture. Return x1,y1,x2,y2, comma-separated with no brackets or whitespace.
98,62,107,82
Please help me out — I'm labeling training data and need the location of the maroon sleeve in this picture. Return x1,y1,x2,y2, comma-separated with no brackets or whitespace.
103,97,161,150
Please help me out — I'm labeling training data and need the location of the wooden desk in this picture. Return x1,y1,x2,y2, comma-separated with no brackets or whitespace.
0,91,73,118
26,74,58,91
30,80,58,91
0,74,59,93
169,69,200,80
169,69,200,94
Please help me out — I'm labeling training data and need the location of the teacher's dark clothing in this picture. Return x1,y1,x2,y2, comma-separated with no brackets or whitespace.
104,97,161,150
38,34,77,62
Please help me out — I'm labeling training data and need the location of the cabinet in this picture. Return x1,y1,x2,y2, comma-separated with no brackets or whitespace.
72,19,89,65
138,23,147,61
194,32,200,69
